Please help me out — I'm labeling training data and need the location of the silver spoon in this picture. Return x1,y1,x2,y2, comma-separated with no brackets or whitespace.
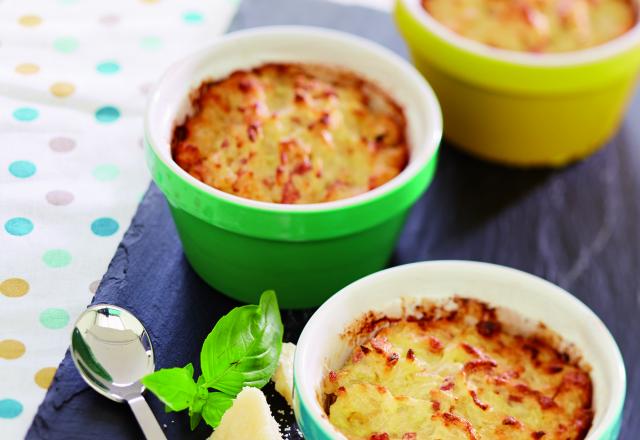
70,304,167,440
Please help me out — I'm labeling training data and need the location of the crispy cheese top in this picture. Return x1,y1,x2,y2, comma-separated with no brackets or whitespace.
421,0,636,53
172,63,409,204
323,298,593,440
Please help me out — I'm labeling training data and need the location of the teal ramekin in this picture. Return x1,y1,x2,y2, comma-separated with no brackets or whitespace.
294,261,626,438
144,27,442,308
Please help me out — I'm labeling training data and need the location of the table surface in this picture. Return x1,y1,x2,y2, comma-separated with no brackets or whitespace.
25,0,640,438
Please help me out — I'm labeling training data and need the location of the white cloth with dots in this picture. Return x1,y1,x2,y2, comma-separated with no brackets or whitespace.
0,0,389,436
0,0,237,437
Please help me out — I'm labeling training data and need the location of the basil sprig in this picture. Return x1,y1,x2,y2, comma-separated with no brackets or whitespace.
142,290,284,429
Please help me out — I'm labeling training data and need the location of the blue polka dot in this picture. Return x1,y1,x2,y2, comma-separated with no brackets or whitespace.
96,61,120,74
0,399,23,419
5,217,33,236
95,106,120,123
13,107,39,122
91,217,119,236
8,160,36,178
183,11,204,24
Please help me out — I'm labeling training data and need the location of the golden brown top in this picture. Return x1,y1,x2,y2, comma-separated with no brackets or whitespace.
172,63,409,204
323,298,593,440
422,0,636,53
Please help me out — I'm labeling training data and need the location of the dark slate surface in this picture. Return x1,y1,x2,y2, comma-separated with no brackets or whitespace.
27,0,640,438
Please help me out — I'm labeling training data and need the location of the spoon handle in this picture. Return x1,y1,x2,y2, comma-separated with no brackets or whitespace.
127,395,168,440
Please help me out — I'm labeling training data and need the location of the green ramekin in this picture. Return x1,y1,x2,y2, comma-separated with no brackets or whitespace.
144,26,442,308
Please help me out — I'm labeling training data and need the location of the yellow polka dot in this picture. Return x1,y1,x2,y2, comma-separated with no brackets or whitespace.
50,82,75,98
0,278,29,297
18,15,42,27
34,367,57,389
15,63,40,75
0,340,26,360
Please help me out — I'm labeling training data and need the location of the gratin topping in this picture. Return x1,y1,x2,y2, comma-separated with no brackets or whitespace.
323,298,593,440
421,0,637,53
172,63,409,204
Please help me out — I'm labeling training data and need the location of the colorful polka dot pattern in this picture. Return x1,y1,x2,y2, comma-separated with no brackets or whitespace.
0,400,23,419
2,1,236,436
39,308,70,329
49,136,76,152
183,11,204,24
0,278,29,298
89,280,101,294
13,107,39,122
34,368,57,389
53,36,79,53
46,190,74,206
19,15,43,27
96,61,120,74
50,82,75,98
0,340,26,360
93,164,120,181
42,249,72,268
140,36,163,51
15,63,40,75
91,217,120,236
95,106,121,123
9,161,36,178
5,218,34,236
99,14,120,26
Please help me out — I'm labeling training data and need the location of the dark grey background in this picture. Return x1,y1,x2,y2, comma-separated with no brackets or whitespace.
27,0,640,438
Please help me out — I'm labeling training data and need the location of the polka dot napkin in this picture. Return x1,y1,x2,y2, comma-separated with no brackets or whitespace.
0,0,237,437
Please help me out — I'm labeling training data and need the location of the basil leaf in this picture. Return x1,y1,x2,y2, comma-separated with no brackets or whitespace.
142,363,197,412
201,392,234,428
188,383,208,431
200,290,283,395
185,363,194,378
189,411,202,431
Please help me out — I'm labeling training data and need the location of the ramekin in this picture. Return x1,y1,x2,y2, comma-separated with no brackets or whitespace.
144,26,442,308
395,0,640,166
294,261,625,439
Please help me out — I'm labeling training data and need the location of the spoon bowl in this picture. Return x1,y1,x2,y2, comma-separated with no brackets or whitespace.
71,304,167,440
71,304,153,400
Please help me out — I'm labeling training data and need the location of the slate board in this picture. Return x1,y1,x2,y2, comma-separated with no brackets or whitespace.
27,0,640,438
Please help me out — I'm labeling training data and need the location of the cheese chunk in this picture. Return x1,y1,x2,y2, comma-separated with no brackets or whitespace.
272,342,296,406
210,387,282,440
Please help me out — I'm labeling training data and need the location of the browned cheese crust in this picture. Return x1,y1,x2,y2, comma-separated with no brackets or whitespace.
172,63,409,204
323,298,593,440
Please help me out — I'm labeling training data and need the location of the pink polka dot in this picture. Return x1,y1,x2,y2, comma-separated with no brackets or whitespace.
139,82,154,96
89,280,100,294
49,137,76,152
99,14,120,26
46,190,74,206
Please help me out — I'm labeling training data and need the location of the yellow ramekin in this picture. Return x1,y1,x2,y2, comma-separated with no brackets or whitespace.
395,0,640,166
